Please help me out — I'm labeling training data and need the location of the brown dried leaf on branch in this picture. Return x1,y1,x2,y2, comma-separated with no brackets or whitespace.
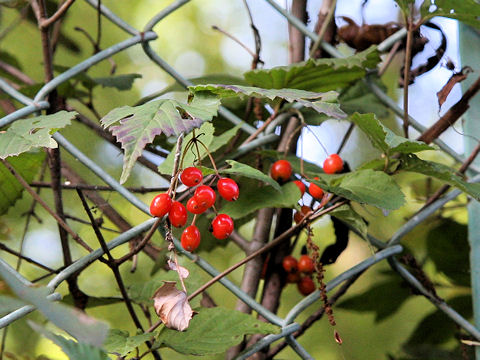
152,281,196,331
337,16,401,51
437,66,473,109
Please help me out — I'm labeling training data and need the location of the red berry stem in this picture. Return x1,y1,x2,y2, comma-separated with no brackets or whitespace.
193,137,221,178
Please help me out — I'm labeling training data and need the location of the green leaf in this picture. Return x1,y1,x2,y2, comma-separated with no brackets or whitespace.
420,0,480,28
309,169,406,210
0,151,45,215
221,182,301,219
330,204,368,239
29,322,109,360
221,160,281,191
426,219,470,286
154,307,279,355
104,329,155,356
244,46,380,92
92,73,142,91
405,296,472,346
350,113,434,155
0,295,27,316
339,80,390,118
101,92,221,183
0,260,109,347
399,154,480,201
189,84,346,119
337,277,411,321
0,111,76,159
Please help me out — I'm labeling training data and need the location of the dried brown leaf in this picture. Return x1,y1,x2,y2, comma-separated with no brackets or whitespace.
152,281,195,331
437,67,472,109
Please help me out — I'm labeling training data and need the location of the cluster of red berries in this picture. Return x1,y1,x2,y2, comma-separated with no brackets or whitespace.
270,154,343,200
150,166,239,252
282,254,316,296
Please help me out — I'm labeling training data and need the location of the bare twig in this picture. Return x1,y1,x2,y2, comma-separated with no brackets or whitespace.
39,0,76,29
30,181,168,193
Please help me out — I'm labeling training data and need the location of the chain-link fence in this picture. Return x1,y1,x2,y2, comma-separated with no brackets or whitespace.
1,1,479,359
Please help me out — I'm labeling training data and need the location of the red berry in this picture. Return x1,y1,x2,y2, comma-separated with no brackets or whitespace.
168,201,187,228
323,154,343,174
194,185,216,209
298,255,315,274
287,272,301,284
210,214,234,240
297,276,316,295
294,205,311,224
186,196,207,214
271,160,292,183
293,180,306,196
180,167,203,187
181,225,201,252
309,177,324,200
150,193,172,217
282,255,298,273
217,178,239,201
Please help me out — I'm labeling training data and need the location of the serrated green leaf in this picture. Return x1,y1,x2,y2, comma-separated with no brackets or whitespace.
426,219,470,286
337,277,411,321
189,84,346,119
0,111,76,159
29,322,109,360
0,295,27,316
244,46,380,92
420,0,480,28
101,93,221,183
330,204,368,239
154,307,279,355
399,154,480,201
309,169,406,210
93,73,142,91
350,113,434,155
0,151,45,215
221,160,281,191
104,329,156,356
221,182,301,219
0,260,109,346
157,122,215,174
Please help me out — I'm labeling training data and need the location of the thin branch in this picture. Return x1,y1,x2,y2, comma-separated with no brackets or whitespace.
30,181,168,193
40,0,76,29
187,202,346,302
212,25,256,59
309,0,337,58
76,190,161,359
402,14,414,138
417,74,480,144
0,243,55,273
0,61,35,85
1,159,93,253
421,141,480,209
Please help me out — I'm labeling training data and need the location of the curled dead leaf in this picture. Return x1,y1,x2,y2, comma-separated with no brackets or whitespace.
152,281,195,331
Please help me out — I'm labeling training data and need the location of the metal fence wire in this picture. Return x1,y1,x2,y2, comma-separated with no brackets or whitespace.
0,1,479,359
